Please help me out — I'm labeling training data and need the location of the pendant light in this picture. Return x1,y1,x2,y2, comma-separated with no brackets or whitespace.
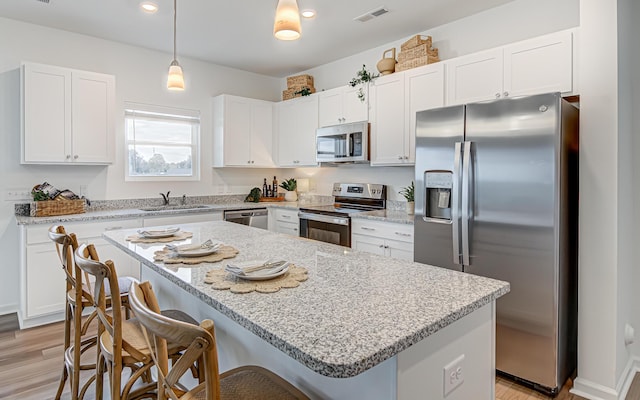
273,0,301,41
167,0,184,90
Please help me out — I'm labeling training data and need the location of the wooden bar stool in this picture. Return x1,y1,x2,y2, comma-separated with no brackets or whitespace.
128,280,310,400
74,243,200,400
49,225,136,400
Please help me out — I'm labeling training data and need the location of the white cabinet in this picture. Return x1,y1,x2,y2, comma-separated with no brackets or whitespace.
269,208,299,236
370,63,445,166
19,218,142,328
351,219,414,261
212,94,274,167
21,62,115,164
275,95,318,167
318,85,368,127
446,30,574,105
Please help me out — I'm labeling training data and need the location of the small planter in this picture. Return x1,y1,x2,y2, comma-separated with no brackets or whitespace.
406,201,415,215
284,190,298,202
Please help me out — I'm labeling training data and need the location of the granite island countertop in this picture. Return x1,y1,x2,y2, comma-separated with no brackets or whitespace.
104,221,509,378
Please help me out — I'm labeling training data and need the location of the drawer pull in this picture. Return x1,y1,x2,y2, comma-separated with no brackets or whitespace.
394,232,411,237
361,227,375,231
281,215,291,219
104,226,124,231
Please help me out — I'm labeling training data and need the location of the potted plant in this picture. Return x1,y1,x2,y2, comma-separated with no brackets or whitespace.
348,64,379,102
399,181,415,214
280,178,298,202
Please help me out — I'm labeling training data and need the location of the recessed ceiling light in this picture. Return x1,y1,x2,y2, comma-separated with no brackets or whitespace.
140,1,159,13
301,9,316,19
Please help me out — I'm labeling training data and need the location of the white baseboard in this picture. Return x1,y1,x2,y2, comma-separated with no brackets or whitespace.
0,303,18,316
571,356,640,400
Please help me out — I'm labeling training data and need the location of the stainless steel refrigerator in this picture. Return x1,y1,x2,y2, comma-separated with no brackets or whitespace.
414,92,578,395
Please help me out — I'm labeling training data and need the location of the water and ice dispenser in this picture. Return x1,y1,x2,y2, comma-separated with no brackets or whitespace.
424,171,453,221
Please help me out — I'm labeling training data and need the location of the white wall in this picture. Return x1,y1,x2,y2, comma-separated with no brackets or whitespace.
294,0,580,92
0,17,282,312
572,0,638,398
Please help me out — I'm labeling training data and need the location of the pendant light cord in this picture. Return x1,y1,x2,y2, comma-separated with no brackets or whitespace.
173,0,177,61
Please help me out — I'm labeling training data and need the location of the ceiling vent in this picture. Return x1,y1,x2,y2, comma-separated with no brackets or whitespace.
354,6,389,23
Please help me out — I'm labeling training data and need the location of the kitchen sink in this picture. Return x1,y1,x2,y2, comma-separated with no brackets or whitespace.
139,205,212,212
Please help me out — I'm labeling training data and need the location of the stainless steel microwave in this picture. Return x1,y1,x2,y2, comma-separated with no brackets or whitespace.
316,121,369,163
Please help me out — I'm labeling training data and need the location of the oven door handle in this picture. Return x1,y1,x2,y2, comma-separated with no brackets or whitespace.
298,212,350,226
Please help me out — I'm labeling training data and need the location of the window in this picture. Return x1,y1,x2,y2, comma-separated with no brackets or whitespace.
125,103,200,181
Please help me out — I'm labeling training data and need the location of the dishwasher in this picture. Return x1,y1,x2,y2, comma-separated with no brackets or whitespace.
223,208,268,230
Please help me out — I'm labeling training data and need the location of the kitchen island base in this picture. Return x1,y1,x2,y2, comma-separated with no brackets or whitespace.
143,265,496,400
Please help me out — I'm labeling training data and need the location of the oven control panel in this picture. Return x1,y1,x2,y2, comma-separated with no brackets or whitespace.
332,183,386,199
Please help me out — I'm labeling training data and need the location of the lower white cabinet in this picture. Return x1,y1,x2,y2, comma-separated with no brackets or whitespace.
19,218,143,328
269,208,300,236
351,219,414,261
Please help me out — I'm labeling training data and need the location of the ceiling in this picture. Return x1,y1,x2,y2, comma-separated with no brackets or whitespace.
0,0,515,77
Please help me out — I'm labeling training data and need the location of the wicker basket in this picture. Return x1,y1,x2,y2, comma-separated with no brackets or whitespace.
282,87,316,101
400,35,432,52
286,74,314,89
30,198,86,217
398,44,439,63
395,55,440,72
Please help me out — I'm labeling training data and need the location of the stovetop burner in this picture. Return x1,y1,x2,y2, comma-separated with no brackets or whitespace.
299,183,386,218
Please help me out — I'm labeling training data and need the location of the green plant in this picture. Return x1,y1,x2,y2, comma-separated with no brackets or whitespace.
245,187,262,203
348,64,379,102
399,181,415,202
31,189,49,201
294,87,313,96
279,178,297,192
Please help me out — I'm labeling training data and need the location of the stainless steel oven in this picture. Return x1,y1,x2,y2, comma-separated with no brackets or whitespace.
298,183,386,247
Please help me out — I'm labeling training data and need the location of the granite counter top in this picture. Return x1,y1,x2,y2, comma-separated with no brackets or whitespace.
14,201,303,225
104,221,509,378
352,209,415,224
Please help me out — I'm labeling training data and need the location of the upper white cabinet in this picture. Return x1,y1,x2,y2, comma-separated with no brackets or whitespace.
369,62,445,166
21,62,115,164
318,85,368,127
275,95,318,167
446,30,574,105
212,94,274,167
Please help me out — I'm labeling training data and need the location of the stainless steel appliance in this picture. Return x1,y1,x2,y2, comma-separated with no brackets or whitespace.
299,183,386,246
316,121,369,163
414,92,578,395
224,208,268,230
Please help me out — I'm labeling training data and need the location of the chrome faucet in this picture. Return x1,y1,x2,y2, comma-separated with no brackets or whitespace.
160,191,170,205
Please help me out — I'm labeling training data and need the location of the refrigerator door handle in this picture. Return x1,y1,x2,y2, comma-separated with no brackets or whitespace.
452,141,463,265
461,141,472,266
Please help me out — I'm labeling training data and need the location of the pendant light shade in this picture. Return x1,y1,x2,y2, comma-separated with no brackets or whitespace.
167,0,184,90
167,61,185,90
273,0,301,41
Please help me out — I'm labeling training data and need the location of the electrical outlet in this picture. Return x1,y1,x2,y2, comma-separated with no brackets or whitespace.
5,189,32,201
443,354,465,396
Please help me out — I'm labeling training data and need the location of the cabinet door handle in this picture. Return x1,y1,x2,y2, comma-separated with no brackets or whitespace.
361,227,375,231
281,215,291,219
394,232,411,237
104,226,124,231
398,156,403,160
74,155,79,159
495,93,501,98
379,244,384,248
66,155,71,159
404,156,409,160
503,91,509,97
384,245,390,249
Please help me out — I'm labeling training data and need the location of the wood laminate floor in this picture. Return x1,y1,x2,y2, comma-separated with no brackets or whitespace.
0,315,637,399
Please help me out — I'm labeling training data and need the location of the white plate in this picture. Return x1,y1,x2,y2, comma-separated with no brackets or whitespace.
137,227,180,238
237,265,289,281
226,261,290,281
176,246,219,258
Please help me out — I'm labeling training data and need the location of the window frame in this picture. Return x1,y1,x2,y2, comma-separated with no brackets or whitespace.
124,102,201,182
